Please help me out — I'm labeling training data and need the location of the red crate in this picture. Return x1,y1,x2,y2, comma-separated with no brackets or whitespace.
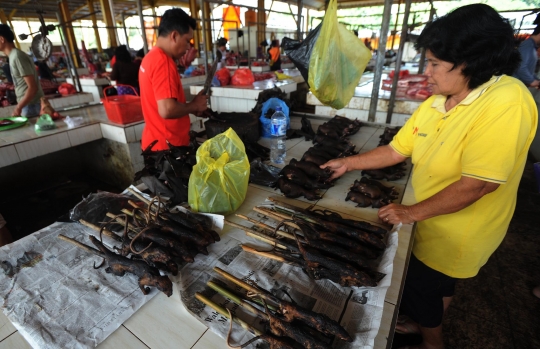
101,85,144,124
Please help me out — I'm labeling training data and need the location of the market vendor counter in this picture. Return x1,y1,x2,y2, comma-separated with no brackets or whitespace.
190,79,298,113
66,77,111,103
0,93,94,118
0,117,416,349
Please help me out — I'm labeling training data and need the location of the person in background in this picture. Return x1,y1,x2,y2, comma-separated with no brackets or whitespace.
0,213,13,247
0,24,44,117
321,4,536,349
138,8,208,203
134,48,145,66
110,45,140,92
269,39,281,71
2,57,13,83
216,37,228,67
514,25,540,90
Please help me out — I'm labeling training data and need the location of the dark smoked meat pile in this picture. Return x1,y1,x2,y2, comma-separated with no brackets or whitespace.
274,116,362,201
345,177,399,208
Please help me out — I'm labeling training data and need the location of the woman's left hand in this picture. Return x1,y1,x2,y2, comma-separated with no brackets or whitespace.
378,203,416,225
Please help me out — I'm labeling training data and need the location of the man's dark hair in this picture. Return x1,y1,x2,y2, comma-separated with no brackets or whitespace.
0,24,15,43
158,8,196,37
416,4,520,89
136,48,145,58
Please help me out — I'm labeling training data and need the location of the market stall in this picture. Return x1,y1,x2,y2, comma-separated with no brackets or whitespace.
0,116,416,349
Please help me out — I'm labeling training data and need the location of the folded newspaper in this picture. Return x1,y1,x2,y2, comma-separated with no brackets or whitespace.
174,204,399,349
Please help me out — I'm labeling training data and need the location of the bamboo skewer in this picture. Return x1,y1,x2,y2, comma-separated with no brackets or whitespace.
253,207,301,230
241,245,300,267
213,267,280,305
207,281,269,319
106,213,138,232
79,219,122,242
195,293,263,336
236,214,297,241
127,187,151,206
224,220,294,251
58,234,104,257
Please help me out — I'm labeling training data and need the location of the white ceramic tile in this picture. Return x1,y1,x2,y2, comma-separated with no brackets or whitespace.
124,126,137,143
122,286,207,349
0,331,32,349
0,311,17,342
133,123,145,141
80,93,94,104
100,124,127,143
191,329,223,349
96,325,148,349
15,133,71,161
373,301,396,349
67,124,102,146
0,145,20,168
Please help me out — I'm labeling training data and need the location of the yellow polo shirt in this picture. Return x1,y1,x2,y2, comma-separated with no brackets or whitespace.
390,75,537,278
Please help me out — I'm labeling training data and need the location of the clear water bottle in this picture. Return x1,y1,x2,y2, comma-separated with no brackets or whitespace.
270,107,287,164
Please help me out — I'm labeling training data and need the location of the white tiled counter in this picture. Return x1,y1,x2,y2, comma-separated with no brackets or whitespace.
0,117,415,349
66,77,111,103
0,93,94,118
190,80,298,113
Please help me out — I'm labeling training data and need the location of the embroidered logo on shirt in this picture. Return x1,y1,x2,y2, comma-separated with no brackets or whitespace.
140,66,145,73
413,127,419,135
418,133,427,137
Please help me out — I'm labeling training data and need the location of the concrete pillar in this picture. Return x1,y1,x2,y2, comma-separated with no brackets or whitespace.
59,0,82,67
88,0,103,52
136,0,148,54
99,0,118,47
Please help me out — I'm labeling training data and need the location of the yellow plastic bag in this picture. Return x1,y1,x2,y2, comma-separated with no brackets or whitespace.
188,128,250,215
308,0,372,110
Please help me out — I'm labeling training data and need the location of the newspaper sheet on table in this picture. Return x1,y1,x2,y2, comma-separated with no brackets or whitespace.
0,221,161,349
175,203,399,349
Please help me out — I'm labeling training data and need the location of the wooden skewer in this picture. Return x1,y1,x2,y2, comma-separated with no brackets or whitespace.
213,267,280,305
245,231,289,250
241,245,297,265
195,293,263,336
79,219,122,242
236,214,297,241
105,213,138,232
57,234,104,257
207,281,268,319
224,220,291,251
127,187,151,206
252,207,300,229
267,197,311,214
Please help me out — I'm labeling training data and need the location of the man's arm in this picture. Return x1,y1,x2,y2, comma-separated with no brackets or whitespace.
157,90,208,119
12,75,38,116
378,176,500,224
321,145,408,180
515,42,539,86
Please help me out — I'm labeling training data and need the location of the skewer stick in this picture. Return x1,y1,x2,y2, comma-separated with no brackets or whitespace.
224,220,291,251
245,232,289,250
195,293,263,336
267,197,310,214
241,245,300,266
213,267,279,305
58,234,104,257
252,207,300,229
127,187,151,206
236,214,297,241
79,219,122,242
207,281,268,319
106,213,138,232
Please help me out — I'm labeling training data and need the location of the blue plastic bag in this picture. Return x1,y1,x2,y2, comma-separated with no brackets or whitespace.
260,97,290,138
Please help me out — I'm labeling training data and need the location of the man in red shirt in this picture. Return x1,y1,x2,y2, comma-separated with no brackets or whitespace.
139,8,208,151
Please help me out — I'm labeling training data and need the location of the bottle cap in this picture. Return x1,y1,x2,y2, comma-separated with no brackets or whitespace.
275,107,282,112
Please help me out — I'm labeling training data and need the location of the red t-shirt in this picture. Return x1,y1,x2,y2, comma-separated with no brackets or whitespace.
139,47,190,151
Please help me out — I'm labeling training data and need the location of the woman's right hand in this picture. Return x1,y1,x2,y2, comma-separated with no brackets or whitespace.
320,158,349,181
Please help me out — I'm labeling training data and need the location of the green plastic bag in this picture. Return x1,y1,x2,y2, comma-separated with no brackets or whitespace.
308,0,372,110
188,128,250,215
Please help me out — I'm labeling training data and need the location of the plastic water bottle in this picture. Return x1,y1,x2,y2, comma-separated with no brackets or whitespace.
270,107,287,164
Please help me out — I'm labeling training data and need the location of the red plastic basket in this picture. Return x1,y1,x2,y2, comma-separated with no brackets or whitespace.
101,85,144,124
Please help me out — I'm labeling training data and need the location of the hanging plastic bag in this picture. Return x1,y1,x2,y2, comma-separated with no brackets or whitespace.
188,128,250,215
231,68,255,86
282,24,322,84
308,0,372,109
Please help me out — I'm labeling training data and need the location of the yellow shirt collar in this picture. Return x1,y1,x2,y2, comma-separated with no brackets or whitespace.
431,75,503,113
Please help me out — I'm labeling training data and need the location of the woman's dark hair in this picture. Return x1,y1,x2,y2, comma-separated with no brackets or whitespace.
416,4,520,89
115,45,132,63
136,48,145,58
0,24,15,43
159,8,196,37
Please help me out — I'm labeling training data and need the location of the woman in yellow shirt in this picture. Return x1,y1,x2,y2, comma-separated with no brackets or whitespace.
322,4,537,349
